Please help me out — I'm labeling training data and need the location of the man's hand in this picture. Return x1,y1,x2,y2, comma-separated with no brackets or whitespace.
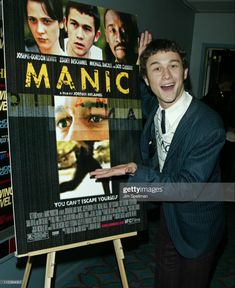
90,162,137,179
136,31,152,65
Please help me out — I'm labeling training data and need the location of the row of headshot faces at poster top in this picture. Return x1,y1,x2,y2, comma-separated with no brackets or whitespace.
24,0,139,64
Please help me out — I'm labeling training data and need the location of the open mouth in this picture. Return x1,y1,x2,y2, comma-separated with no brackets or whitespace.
161,84,175,91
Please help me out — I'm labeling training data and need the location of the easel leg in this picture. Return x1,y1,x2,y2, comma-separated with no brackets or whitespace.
21,256,33,288
113,239,129,288
44,252,56,288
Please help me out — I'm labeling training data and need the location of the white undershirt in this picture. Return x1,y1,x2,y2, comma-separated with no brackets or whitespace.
154,91,192,172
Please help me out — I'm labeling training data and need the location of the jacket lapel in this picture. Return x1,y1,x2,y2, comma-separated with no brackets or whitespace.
141,106,159,167
163,98,198,169
141,97,199,171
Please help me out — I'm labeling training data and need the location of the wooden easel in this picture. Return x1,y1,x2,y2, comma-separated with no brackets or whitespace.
20,231,137,288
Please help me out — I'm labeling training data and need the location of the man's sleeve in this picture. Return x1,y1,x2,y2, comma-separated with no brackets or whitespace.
128,127,225,201
140,80,157,118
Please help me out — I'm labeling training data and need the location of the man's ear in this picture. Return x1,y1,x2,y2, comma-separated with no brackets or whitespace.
63,17,67,32
59,21,64,29
94,30,101,42
104,29,109,43
143,76,149,87
184,68,188,80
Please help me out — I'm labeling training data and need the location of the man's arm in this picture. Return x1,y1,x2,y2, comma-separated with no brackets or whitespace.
90,127,225,201
140,80,157,118
137,31,157,118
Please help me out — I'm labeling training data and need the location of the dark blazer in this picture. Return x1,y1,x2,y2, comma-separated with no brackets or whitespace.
129,82,226,258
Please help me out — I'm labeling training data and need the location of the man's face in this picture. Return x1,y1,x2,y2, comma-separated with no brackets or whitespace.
27,0,60,54
105,10,128,62
55,96,109,141
144,51,188,109
65,8,99,58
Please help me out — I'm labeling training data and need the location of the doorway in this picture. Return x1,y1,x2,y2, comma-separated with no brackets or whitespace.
202,47,235,97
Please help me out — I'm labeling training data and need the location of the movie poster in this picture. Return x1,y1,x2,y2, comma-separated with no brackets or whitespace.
0,2,13,236
2,0,145,256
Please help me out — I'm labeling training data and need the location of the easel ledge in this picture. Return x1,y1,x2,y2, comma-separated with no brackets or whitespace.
20,231,137,288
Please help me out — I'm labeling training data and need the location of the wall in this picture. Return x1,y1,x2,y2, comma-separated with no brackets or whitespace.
190,13,235,97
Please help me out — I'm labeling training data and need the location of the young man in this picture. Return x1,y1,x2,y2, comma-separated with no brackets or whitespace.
90,38,226,288
64,1,102,59
104,9,138,64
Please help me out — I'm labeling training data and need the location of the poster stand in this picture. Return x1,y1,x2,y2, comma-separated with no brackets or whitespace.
20,231,137,288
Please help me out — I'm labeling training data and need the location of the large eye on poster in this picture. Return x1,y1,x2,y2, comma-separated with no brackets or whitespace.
2,0,145,256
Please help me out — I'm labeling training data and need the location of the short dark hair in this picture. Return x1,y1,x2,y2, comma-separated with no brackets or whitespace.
103,9,139,63
25,0,63,22
140,39,188,77
104,9,132,29
65,2,100,33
